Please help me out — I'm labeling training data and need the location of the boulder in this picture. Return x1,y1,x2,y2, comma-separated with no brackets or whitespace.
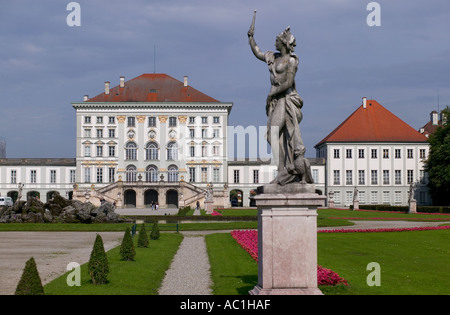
0,194,128,224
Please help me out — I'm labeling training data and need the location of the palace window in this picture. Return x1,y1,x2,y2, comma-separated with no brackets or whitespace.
168,165,179,182
126,165,137,182
96,129,103,138
346,170,352,185
333,170,340,185
84,145,91,157
146,165,158,183
346,149,352,159
70,170,76,183
146,142,159,160
358,149,365,159
50,170,57,184
169,117,177,127
383,170,390,185
233,170,240,184
201,167,208,182
407,149,414,159
358,170,365,185
84,167,91,183
371,149,377,159
96,168,103,183
10,170,17,184
96,145,103,157
371,170,378,185
333,149,340,159
127,117,135,127
395,170,401,185
148,116,156,127
407,170,414,184
125,142,137,160
108,168,115,183
189,167,196,182
167,142,178,160
253,169,259,184
30,170,37,184
109,146,115,157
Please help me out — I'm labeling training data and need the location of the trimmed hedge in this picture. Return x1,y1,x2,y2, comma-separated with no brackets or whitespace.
122,215,257,223
359,204,450,214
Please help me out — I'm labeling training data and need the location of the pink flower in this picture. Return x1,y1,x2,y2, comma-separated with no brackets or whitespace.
211,210,222,216
230,230,349,286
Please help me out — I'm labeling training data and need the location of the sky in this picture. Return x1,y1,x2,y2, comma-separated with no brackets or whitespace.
1,0,450,159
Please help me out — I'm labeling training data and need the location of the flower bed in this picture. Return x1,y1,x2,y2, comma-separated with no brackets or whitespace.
330,217,450,221
211,210,223,216
319,225,450,233
230,230,347,286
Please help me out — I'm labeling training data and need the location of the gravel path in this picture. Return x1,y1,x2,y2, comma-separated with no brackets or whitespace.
158,235,213,295
0,232,123,295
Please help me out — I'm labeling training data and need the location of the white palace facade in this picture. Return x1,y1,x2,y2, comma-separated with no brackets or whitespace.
0,75,436,208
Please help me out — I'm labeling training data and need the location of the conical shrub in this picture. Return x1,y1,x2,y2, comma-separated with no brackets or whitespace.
15,257,44,295
120,227,135,261
137,223,149,248
88,234,109,285
150,221,160,240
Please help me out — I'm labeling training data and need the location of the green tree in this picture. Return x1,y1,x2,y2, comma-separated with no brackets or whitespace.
15,257,44,295
425,108,450,205
88,234,109,285
120,227,136,261
137,223,149,248
150,221,160,240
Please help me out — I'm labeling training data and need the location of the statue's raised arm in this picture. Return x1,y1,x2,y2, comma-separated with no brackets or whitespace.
248,10,265,61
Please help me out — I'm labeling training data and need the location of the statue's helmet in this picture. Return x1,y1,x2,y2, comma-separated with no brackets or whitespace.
277,26,296,53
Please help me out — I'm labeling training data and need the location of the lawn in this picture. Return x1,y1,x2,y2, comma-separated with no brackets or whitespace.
317,229,450,295
44,232,183,295
206,228,450,295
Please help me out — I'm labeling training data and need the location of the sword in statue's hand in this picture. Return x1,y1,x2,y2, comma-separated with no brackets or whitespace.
248,9,257,37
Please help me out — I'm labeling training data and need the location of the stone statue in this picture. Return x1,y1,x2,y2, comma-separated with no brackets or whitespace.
353,186,358,202
248,11,312,185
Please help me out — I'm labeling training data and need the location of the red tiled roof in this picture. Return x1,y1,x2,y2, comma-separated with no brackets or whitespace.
86,73,219,103
420,120,443,138
315,99,428,147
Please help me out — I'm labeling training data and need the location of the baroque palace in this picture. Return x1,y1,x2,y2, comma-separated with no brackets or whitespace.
0,74,438,208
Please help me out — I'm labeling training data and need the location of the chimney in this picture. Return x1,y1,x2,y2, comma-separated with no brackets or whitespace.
120,76,125,88
184,76,188,87
83,95,89,102
362,97,367,109
105,81,110,95
431,111,438,126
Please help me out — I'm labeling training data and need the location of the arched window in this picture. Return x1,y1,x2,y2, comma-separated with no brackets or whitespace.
146,165,158,183
125,142,137,160
126,165,137,182
167,165,179,182
167,142,178,160
146,142,159,160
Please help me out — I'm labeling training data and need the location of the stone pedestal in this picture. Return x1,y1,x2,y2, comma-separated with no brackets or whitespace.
328,200,335,208
204,199,214,214
249,184,326,295
352,200,359,210
408,199,417,214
